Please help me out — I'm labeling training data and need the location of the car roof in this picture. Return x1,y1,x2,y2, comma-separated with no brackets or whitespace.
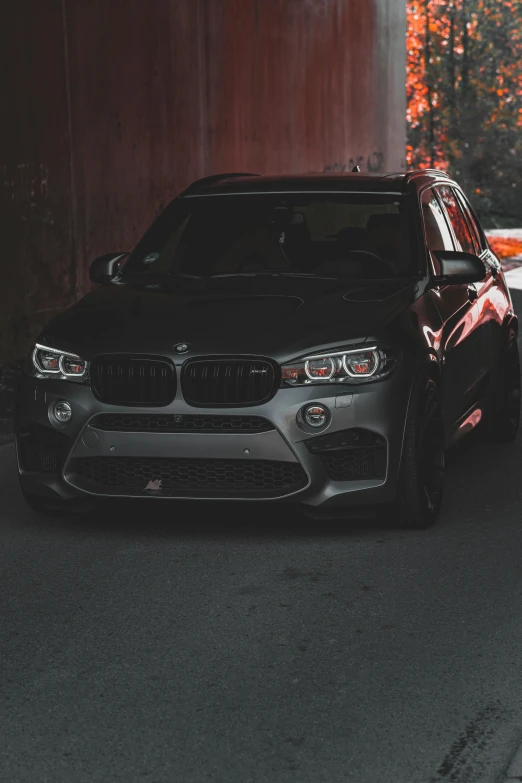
181,170,455,197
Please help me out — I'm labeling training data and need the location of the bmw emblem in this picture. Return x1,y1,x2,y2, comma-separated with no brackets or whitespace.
174,343,190,354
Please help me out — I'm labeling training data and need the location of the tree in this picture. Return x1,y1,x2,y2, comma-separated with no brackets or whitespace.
407,0,522,227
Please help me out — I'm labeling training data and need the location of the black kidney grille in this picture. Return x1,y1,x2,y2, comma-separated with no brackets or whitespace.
90,413,275,433
182,359,277,406
68,456,307,498
91,356,176,406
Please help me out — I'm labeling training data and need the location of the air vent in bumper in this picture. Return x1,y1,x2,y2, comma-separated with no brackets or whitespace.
67,456,307,498
17,424,71,474
305,428,387,481
90,413,275,433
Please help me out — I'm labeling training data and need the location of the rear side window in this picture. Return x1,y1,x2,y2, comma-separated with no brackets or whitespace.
454,189,484,254
435,185,476,255
421,188,454,276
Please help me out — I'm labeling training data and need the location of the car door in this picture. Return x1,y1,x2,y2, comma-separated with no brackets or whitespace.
420,186,482,430
436,184,496,404
453,187,507,379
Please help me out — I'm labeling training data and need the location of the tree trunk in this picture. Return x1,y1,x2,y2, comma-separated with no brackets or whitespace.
461,0,469,102
448,2,457,144
425,0,435,167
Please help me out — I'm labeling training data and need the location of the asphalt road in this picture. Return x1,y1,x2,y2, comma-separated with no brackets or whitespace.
3,296,522,783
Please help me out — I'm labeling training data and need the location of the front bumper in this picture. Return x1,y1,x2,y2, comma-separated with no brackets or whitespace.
15,367,411,511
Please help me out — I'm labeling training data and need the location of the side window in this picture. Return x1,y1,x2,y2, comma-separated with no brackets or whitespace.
436,185,476,255
454,189,484,254
420,188,454,275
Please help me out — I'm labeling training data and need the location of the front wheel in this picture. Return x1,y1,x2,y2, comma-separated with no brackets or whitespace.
392,375,445,530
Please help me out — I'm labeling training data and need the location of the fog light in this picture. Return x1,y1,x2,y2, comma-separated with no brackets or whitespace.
303,404,329,428
54,401,72,423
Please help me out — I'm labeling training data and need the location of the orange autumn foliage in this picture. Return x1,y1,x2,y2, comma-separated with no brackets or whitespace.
487,236,522,259
407,0,522,227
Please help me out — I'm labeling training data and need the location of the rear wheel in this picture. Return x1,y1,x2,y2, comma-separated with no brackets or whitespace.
392,375,445,530
486,327,521,442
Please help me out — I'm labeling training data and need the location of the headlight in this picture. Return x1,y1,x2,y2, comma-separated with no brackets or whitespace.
281,345,397,387
32,344,89,381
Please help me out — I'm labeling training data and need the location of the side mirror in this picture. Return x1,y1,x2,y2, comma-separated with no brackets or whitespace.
89,253,128,284
431,251,487,286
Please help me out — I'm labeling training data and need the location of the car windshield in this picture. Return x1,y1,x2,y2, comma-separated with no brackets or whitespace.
123,193,416,281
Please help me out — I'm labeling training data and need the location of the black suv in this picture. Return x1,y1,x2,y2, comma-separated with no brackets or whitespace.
16,170,521,528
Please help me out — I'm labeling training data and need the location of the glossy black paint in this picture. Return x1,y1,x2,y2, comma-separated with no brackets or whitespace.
432,251,488,285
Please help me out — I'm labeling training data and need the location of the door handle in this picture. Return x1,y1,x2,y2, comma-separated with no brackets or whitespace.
467,285,478,302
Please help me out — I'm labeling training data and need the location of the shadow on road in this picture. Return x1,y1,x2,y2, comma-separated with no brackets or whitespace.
18,495,396,541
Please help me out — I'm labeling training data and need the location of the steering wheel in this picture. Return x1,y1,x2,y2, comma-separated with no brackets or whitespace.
344,250,395,274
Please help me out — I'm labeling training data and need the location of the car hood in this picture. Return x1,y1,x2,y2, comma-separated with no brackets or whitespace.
41,277,418,363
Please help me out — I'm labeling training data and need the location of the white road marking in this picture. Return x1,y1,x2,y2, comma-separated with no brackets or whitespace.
505,265,522,291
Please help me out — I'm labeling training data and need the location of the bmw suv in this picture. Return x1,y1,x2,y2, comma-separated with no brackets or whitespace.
15,170,521,528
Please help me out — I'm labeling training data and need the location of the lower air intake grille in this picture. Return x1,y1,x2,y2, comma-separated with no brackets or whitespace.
90,413,275,433
305,428,387,481
67,456,307,498
321,446,386,481
91,355,176,406
181,358,277,407
17,425,71,474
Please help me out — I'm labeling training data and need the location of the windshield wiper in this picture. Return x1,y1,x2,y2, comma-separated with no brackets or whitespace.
129,270,421,284
211,272,334,279
210,273,419,283
124,270,204,281
339,277,419,284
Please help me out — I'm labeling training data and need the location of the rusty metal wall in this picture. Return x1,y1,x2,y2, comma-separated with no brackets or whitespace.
1,1,76,362
1,0,406,363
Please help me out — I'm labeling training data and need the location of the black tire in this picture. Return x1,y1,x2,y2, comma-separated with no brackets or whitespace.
393,375,445,530
486,326,521,443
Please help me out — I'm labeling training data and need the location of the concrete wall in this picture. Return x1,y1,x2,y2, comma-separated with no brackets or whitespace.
1,0,406,363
